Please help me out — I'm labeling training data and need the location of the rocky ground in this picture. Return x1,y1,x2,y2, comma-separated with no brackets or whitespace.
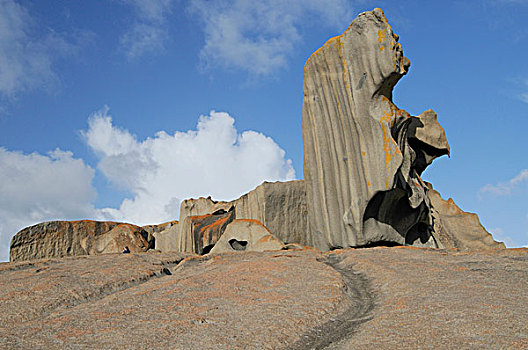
1,247,527,349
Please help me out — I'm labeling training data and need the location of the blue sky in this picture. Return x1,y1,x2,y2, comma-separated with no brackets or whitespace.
0,0,527,261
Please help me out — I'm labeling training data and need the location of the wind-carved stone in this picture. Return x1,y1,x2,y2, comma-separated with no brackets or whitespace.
303,8,451,249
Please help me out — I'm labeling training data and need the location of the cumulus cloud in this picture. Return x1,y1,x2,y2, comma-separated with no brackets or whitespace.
188,0,354,76
119,0,173,60
0,0,82,99
84,107,295,225
0,148,97,261
479,169,528,197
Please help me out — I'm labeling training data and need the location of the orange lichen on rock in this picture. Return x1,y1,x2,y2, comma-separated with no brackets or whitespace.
189,210,235,254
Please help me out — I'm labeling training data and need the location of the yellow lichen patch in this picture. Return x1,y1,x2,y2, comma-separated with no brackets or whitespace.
336,38,350,90
367,181,371,187
377,29,386,43
304,34,342,68
380,109,395,188
380,45,385,52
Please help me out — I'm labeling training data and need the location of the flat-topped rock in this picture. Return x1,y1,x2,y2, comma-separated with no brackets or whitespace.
10,220,152,262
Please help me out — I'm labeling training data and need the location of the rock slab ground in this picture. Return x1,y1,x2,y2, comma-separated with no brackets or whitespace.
1,247,526,349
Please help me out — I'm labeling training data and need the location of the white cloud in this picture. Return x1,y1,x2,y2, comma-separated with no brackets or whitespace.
84,107,296,225
188,0,354,76
119,0,173,60
0,0,81,99
0,148,97,261
479,169,528,197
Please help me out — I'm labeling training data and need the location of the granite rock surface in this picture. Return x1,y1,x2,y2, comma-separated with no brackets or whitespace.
209,219,285,254
10,220,152,262
175,180,309,252
1,247,526,349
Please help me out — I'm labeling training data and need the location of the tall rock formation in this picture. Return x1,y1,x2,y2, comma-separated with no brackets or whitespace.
303,8,453,249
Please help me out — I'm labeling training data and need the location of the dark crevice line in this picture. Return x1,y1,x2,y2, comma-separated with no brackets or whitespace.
32,257,186,321
288,254,376,350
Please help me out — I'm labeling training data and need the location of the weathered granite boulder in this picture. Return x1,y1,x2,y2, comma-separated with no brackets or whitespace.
144,221,180,252
177,209,235,254
140,221,176,250
174,180,309,253
426,183,505,250
10,220,152,262
209,219,285,254
303,8,460,249
234,180,309,245
153,221,179,252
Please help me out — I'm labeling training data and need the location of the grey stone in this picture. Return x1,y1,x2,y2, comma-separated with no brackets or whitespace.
209,219,285,254
174,180,309,253
152,222,180,252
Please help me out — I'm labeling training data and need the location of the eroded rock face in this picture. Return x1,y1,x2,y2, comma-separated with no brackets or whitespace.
174,180,309,253
146,221,179,252
177,209,235,254
426,183,505,250
233,180,309,245
303,8,453,249
10,220,152,262
209,219,285,254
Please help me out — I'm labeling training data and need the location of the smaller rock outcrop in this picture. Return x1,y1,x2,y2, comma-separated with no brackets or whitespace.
152,222,180,252
175,180,309,253
10,220,152,262
233,180,309,246
142,220,178,248
426,183,505,250
209,219,285,254
177,209,235,254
